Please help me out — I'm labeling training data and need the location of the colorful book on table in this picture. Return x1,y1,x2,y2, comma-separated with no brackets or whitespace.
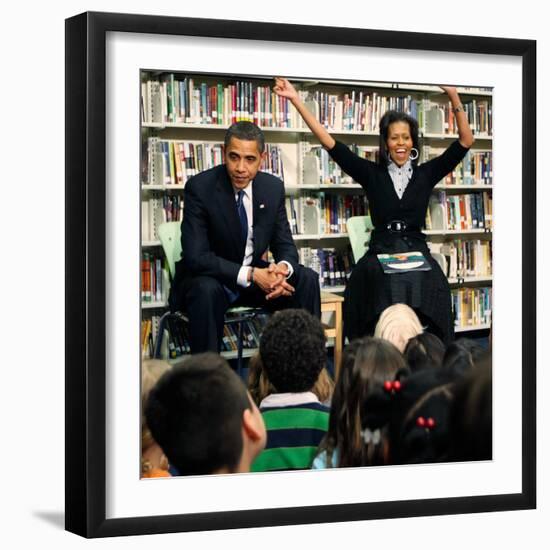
377,251,432,274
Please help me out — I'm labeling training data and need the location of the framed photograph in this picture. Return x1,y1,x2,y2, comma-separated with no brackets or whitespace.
66,11,536,538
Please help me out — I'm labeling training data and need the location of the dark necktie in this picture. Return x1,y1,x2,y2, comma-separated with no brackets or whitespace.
236,190,248,244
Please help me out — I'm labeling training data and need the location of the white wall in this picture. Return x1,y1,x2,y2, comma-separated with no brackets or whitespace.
1,1,546,547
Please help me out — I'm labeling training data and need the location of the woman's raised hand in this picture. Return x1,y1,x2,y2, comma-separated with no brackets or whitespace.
440,85,474,148
273,77,335,149
440,85,458,97
273,77,298,101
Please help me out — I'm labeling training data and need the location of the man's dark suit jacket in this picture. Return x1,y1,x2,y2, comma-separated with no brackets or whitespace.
172,164,299,294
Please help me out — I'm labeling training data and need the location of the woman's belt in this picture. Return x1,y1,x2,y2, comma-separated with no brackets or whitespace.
374,220,422,234
368,221,426,254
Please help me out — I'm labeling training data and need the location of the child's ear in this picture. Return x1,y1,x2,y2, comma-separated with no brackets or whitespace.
242,408,264,442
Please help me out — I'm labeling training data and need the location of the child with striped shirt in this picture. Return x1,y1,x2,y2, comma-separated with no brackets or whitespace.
251,309,330,472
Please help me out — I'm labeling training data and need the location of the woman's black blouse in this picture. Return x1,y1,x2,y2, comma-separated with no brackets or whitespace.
329,139,470,235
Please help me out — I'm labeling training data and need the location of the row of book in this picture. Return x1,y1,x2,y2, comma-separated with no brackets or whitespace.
427,149,493,186
420,100,492,137
143,137,284,186
303,93,492,136
141,316,160,359
143,137,492,190
306,90,420,132
425,192,493,231
140,193,491,245
286,193,369,235
451,287,492,328
299,247,354,288
142,287,490,360
304,145,493,188
302,145,376,186
141,252,168,303
141,75,493,136
221,313,271,353
155,312,272,358
429,240,492,279
141,76,300,127
285,191,368,235
141,196,184,241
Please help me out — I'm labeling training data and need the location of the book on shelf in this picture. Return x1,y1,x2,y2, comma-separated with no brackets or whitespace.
141,315,161,359
321,192,368,235
464,99,492,136
428,240,492,279
422,147,493,187
141,318,153,359
303,89,421,133
301,142,378,186
142,74,303,128
459,150,493,186
143,138,285,186
424,191,493,231
419,99,492,136
299,246,353,288
452,287,492,328
141,252,169,303
142,73,493,137
286,193,367,235
285,196,298,235
152,312,272,359
141,196,183,241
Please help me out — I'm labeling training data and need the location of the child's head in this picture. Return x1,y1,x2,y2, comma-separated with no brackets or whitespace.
442,338,486,378
374,303,423,353
322,337,407,467
247,353,273,406
448,356,492,461
145,353,266,475
248,351,334,406
394,382,454,464
404,332,445,373
259,309,327,393
141,359,171,477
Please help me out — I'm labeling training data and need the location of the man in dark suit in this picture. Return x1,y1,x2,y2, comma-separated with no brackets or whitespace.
169,121,321,353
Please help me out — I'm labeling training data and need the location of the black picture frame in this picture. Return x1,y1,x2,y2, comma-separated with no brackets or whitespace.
65,11,536,538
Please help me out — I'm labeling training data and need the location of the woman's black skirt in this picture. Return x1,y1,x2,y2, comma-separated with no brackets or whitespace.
343,237,454,345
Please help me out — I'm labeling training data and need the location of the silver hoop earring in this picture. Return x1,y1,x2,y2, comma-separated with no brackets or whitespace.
409,148,419,161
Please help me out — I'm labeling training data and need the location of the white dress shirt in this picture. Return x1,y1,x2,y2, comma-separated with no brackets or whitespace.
234,181,293,287
387,158,413,199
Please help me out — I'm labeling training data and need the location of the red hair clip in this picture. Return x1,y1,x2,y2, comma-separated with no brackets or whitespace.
416,416,436,430
383,380,402,394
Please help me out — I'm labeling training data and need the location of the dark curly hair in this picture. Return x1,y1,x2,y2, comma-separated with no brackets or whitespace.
259,309,327,393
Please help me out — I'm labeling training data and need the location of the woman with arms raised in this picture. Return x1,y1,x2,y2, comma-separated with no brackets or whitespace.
274,78,474,344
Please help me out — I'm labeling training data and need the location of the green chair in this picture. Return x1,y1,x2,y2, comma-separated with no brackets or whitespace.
154,221,264,373
346,215,374,263
157,221,184,282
